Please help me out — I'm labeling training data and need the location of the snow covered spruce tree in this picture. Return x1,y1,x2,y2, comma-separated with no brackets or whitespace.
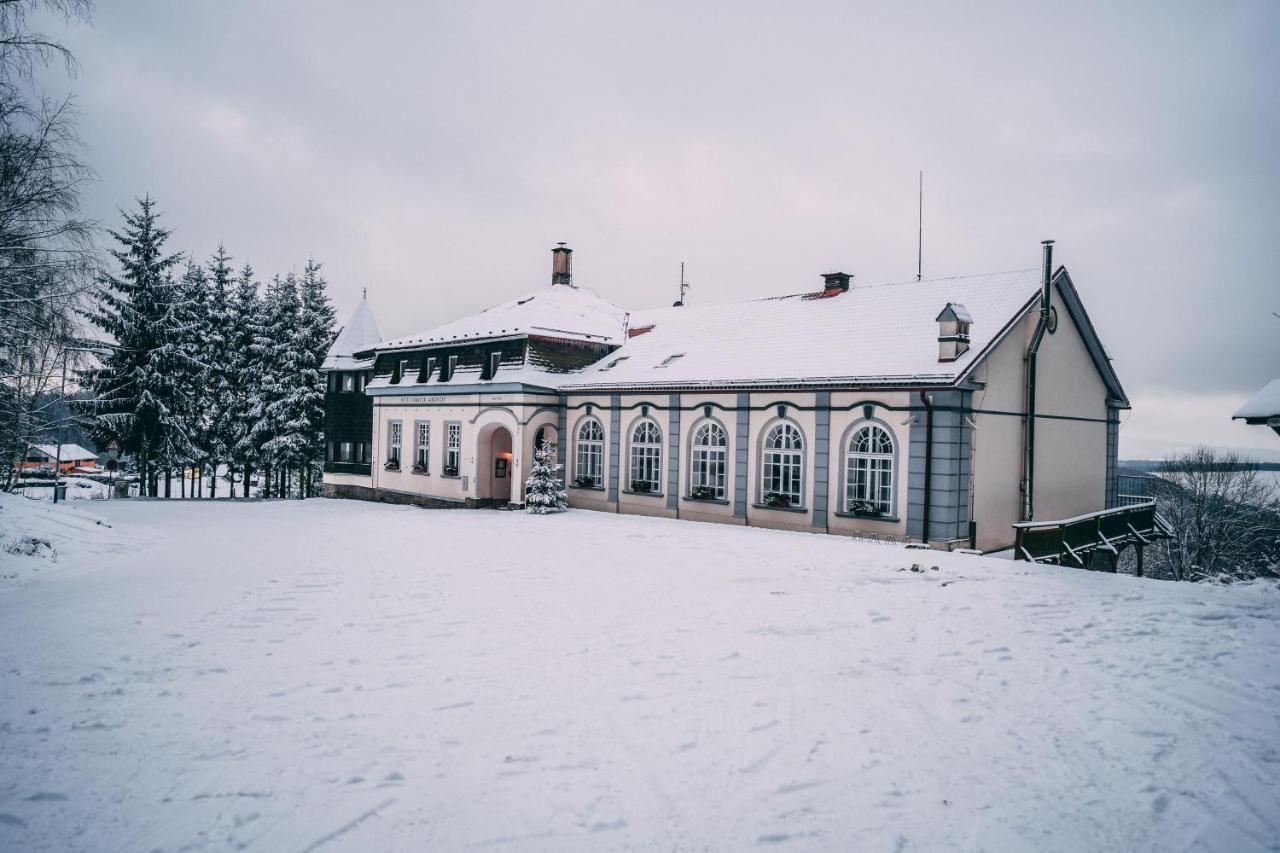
200,246,237,497
81,196,196,497
226,263,262,497
295,259,336,497
524,441,567,514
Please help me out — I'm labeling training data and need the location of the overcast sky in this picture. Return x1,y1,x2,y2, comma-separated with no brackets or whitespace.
37,1,1280,458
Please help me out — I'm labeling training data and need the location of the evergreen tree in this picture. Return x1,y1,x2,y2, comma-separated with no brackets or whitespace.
296,258,336,497
203,245,236,497
80,196,195,496
227,264,264,496
524,440,567,514
173,260,211,496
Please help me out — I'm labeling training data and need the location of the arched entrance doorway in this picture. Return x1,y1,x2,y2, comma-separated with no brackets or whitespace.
477,424,514,504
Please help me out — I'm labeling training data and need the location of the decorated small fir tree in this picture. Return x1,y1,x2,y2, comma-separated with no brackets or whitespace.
525,441,567,514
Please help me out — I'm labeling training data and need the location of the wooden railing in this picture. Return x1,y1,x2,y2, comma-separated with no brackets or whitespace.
1013,501,1172,572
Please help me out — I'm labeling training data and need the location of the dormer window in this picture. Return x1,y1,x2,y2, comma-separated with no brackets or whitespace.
439,354,458,382
482,352,501,381
656,353,686,368
935,303,973,362
418,356,437,383
391,359,409,384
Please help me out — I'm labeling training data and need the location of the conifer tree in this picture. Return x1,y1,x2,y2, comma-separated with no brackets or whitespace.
296,258,336,496
81,196,195,496
174,260,211,497
226,262,261,494
203,245,236,497
524,440,567,514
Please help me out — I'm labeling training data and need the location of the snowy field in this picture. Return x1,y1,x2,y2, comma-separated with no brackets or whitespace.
1,497,1278,852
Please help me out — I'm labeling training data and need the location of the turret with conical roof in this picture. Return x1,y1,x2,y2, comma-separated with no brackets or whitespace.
323,292,382,371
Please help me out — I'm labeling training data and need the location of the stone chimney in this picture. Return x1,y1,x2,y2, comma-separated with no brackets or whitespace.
551,242,573,286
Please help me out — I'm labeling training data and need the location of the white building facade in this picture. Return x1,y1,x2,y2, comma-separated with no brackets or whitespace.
322,243,1128,552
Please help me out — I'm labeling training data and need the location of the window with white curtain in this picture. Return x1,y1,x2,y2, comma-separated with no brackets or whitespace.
845,423,894,514
761,422,803,506
387,420,402,465
575,418,604,487
689,420,727,499
628,420,663,493
415,421,430,471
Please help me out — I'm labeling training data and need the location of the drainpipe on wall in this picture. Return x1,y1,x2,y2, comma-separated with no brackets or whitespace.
919,390,934,544
1022,239,1054,522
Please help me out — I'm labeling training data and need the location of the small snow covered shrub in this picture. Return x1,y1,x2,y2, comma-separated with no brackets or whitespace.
525,441,567,514
689,485,718,501
629,479,653,493
849,500,882,517
4,536,54,560
762,491,792,508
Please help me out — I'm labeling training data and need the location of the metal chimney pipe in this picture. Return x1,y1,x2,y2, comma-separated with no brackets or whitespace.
1040,239,1054,318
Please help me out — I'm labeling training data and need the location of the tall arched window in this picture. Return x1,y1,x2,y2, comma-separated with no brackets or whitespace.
628,420,663,493
845,423,894,515
574,417,604,488
761,421,804,507
689,420,727,499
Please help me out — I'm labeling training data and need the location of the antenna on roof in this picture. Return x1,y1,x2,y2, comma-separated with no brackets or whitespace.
916,171,924,282
362,285,367,300
673,262,690,307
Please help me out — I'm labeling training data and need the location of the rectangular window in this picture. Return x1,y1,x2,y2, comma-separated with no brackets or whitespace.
440,355,458,382
387,421,402,466
691,447,726,498
444,422,461,475
762,450,802,506
419,356,437,383
414,421,430,472
326,441,335,462
339,441,353,462
357,442,369,464
357,373,366,393
342,373,355,392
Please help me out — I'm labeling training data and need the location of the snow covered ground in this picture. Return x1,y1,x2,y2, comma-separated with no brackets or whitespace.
1,498,1277,852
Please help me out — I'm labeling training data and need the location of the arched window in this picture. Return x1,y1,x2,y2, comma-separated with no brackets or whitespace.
845,423,895,515
689,420,727,500
761,421,804,507
574,417,604,488
628,420,663,493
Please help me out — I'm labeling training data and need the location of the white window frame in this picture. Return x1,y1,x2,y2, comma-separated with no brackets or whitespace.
444,422,461,475
844,422,895,516
628,418,663,494
760,420,804,507
689,419,728,499
387,420,402,466
574,416,605,488
414,421,430,472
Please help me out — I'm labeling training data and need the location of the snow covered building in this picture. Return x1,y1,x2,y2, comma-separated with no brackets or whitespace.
21,443,100,474
322,242,1128,551
1233,379,1280,437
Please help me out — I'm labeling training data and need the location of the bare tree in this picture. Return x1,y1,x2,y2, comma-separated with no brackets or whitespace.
1151,447,1280,582
0,0,94,489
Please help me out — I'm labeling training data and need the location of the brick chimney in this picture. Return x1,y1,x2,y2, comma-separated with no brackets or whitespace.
551,243,573,286
821,271,851,295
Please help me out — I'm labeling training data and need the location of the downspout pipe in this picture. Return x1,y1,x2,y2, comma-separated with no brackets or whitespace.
919,390,934,543
1023,239,1054,521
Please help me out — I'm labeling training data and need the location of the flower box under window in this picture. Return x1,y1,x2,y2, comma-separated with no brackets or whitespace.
411,463,427,474
442,465,459,477
688,485,719,501
384,460,400,471
629,480,655,494
848,500,883,518
572,474,598,489
762,491,793,508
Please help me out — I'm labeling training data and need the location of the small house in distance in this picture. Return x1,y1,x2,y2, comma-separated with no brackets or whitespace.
22,443,100,474
322,241,1128,552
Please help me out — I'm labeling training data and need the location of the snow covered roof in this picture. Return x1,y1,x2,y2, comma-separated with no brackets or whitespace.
324,297,383,370
563,269,1043,390
28,443,98,461
376,283,630,351
1233,379,1280,421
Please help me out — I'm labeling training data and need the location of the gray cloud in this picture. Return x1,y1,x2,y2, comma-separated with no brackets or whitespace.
35,0,1280,446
